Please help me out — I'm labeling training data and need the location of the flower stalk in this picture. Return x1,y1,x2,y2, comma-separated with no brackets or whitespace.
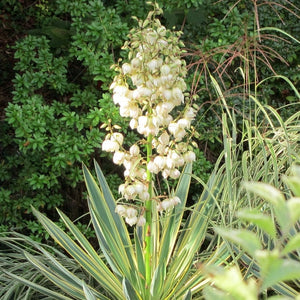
102,2,196,294
145,132,153,290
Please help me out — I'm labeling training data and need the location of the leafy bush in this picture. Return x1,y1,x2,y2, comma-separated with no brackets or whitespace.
1,0,137,235
203,165,300,300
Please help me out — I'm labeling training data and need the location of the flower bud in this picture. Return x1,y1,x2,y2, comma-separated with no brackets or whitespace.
161,89,172,101
172,87,184,105
147,161,159,174
118,184,126,195
162,169,170,179
140,191,150,201
102,140,119,152
161,199,172,210
158,132,170,145
170,168,180,179
113,151,125,165
183,151,196,162
178,118,190,129
161,65,171,76
184,107,196,120
170,196,181,206
154,156,166,170
168,122,179,136
129,118,138,129
126,185,137,198
122,63,132,74
130,144,140,156
125,216,137,226
134,181,145,194
145,30,158,44
113,85,128,96
112,132,124,145
115,205,126,217
126,207,137,218
148,59,159,72
131,57,141,68
113,94,130,106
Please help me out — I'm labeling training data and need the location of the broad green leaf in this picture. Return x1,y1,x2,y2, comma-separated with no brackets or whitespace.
243,182,290,232
82,281,96,300
134,230,145,286
183,289,192,300
216,227,262,256
32,207,123,298
256,250,300,291
158,163,192,268
282,233,300,255
83,163,136,281
150,262,166,298
237,209,276,239
25,250,85,299
163,167,220,297
122,278,141,300
2,271,73,300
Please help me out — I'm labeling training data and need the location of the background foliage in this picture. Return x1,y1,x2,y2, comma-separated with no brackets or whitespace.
0,0,299,239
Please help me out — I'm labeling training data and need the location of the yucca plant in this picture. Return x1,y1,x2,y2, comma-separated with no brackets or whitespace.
1,3,299,299
0,4,228,299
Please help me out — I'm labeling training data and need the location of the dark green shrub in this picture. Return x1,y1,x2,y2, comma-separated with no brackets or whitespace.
1,0,132,237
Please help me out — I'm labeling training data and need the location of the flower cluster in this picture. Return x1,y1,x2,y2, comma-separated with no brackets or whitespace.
115,205,146,227
102,8,196,226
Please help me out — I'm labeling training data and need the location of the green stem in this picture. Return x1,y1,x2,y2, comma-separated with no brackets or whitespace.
145,132,153,296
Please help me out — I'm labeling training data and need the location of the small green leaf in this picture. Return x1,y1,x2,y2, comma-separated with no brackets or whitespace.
215,227,262,256
243,182,285,206
286,165,300,197
286,177,300,197
205,266,257,300
237,209,276,239
243,182,290,233
256,250,300,291
286,197,300,225
282,233,300,255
